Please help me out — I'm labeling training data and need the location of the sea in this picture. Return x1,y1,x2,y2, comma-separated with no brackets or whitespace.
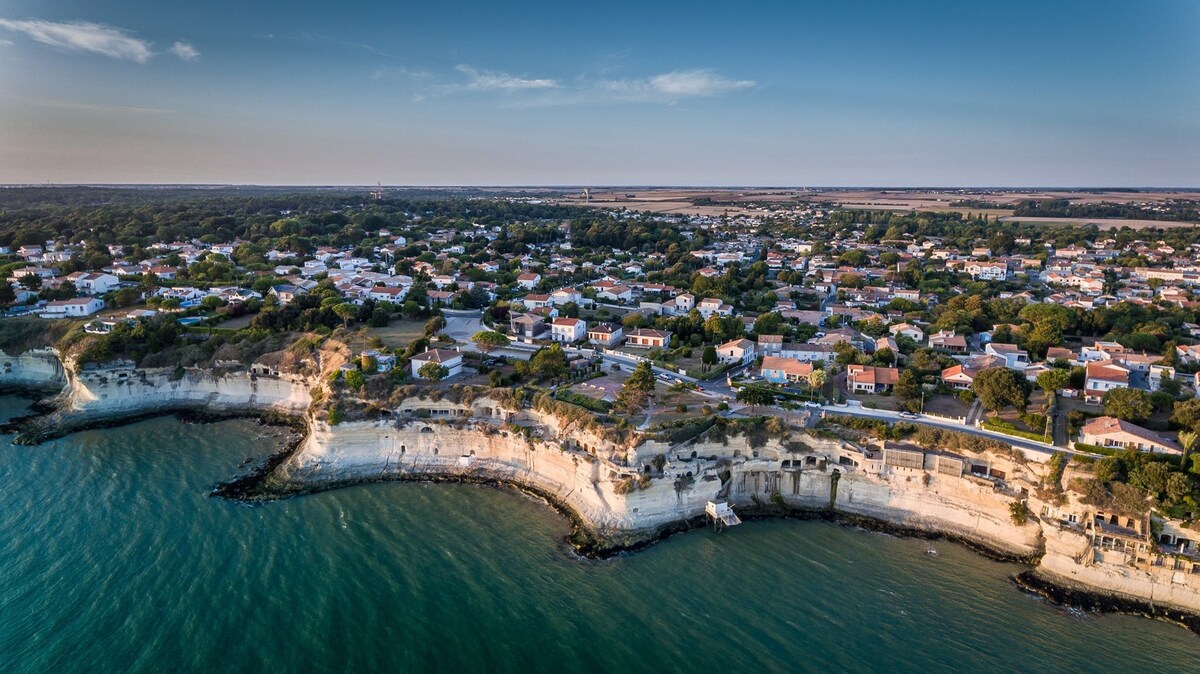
0,396,1196,673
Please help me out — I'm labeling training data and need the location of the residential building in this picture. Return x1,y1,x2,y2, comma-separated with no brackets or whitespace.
761,356,813,384
716,338,756,365
1079,416,1181,455
846,364,900,394
549,317,586,343
410,349,463,379
586,323,623,347
41,297,105,317
626,328,670,349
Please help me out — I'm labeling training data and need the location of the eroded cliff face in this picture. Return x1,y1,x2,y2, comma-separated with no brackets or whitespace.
277,419,1041,558
0,348,68,392
59,365,311,418
1036,523,1200,612
2,348,312,442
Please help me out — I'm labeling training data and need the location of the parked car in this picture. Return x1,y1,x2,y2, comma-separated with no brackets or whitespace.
803,401,821,409
898,411,918,419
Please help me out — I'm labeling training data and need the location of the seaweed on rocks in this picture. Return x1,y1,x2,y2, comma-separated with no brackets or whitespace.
1013,570,1200,636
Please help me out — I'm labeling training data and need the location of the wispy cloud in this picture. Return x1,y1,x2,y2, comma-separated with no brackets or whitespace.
0,19,154,62
599,70,756,102
169,41,199,61
454,64,559,91
410,65,753,106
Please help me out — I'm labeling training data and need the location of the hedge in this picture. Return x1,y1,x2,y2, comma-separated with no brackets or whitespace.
981,417,1051,444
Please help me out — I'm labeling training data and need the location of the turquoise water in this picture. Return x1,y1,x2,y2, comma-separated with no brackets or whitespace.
0,397,1197,672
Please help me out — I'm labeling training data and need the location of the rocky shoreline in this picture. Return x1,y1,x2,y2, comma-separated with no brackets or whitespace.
3,392,1199,635
1013,571,1200,636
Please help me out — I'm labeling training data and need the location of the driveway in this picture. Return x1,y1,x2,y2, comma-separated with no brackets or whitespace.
440,310,484,345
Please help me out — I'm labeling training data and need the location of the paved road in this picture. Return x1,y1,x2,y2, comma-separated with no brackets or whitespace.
816,404,1084,459
440,310,484,344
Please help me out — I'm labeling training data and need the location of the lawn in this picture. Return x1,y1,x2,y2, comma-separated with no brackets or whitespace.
366,320,428,350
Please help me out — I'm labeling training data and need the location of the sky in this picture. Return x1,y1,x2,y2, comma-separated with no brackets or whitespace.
0,0,1197,186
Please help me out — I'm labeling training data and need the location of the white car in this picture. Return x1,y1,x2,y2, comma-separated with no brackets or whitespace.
803,401,821,409
898,411,919,419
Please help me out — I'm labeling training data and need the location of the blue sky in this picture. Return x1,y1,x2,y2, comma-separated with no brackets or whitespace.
0,0,1197,185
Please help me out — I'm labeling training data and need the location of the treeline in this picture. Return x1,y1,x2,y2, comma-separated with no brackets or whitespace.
1012,199,1200,222
0,188,592,253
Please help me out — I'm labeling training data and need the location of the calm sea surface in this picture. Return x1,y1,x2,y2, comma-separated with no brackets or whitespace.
0,396,1197,673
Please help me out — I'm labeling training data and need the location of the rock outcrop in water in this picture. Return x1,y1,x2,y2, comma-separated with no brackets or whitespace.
3,346,1200,627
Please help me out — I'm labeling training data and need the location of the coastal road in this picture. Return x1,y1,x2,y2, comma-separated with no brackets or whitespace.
817,404,1073,460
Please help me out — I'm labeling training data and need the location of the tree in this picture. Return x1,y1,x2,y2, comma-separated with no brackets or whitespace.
972,367,1030,413
344,369,365,389
332,302,357,329
616,386,649,416
624,361,657,394
807,369,828,401
417,361,448,380
895,368,920,403
529,344,568,380
1036,368,1071,395
736,385,776,411
471,330,510,355
1170,398,1200,431
1102,388,1152,423
701,345,718,371
0,282,14,306
1178,430,1197,477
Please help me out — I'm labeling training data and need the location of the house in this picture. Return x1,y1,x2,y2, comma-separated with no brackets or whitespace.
778,342,836,364
367,285,408,303
1084,361,1130,404
985,342,1030,370
67,272,120,295
888,323,925,343
940,364,975,390
596,285,633,302
716,338,756,365
270,284,307,304
548,288,581,306
846,364,900,394
510,313,547,339
965,261,1008,281
41,297,105,317
940,354,1008,390
1045,346,1077,365
549,317,586,343
626,328,671,349
1079,416,1181,455
697,297,733,318
587,323,623,348
517,272,541,289
761,356,813,384
522,293,553,310
410,349,463,379
757,334,783,356
929,330,968,354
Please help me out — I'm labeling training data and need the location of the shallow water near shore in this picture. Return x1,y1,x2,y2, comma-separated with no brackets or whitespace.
0,397,1197,672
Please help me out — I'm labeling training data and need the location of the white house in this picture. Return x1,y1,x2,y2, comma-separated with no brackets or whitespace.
67,272,120,295
888,323,925,343
716,338,756,365
549,317,586,343
1084,361,1130,404
41,297,105,318
410,349,463,379
516,272,541,289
